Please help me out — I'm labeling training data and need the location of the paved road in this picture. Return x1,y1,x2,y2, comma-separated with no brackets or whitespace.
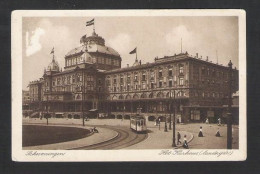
71,125,147,150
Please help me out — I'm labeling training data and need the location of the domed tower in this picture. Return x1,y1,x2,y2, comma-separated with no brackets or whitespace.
64,29,122,71
43,48,60,93
47,58,60,73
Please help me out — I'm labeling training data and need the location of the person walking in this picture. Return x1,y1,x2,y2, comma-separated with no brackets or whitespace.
205,118,209,124
198,126,204,137
218,117,221,126
183,135,189,149
177,132,182,145
215,128,221,137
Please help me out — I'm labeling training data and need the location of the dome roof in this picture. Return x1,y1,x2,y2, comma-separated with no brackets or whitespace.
47,58,60,72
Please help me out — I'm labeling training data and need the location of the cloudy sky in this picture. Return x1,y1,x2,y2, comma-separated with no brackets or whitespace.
22,16,238,90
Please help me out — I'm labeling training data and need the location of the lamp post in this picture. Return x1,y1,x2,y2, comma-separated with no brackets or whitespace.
164,104,168,132
169,90,172,130
82,70,85,126
227,60,233,149
172,90,176,147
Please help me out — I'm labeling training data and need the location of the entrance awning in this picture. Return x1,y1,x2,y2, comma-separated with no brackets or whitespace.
55,112,64,114
89,109,98,112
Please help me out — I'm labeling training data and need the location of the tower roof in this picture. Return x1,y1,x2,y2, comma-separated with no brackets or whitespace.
47,57,60,72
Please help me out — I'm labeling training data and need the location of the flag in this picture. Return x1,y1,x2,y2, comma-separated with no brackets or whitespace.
50,47,54,54
129,47,137,54
86,18,94,26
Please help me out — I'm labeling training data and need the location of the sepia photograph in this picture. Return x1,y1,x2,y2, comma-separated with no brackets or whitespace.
12,10,246,161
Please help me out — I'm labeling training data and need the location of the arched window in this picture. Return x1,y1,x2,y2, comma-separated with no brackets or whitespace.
126,95,131,99
133,94,139,99
149,93,154,98
141,93,147,98
157,92,164,98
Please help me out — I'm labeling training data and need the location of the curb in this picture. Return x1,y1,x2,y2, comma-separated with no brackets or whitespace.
23,123,119,150
68,131,119,150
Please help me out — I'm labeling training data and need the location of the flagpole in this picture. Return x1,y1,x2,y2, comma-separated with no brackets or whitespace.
136,48,137,61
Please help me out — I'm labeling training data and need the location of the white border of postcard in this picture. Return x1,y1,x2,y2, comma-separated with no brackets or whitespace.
12,10,246,161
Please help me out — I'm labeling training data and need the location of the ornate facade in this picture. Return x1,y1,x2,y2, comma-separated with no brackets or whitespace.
27,29,238,123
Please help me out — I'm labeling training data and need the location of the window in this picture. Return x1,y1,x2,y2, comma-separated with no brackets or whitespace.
179,77,184,85
207,68,210,76
98,79,101,85
135,84,138,90
179,66,184,74
142,73,146,81
142,83,146,89
113,86,116,92
168,69,173,76
127,84,130,91
87,75,93,82
57,78,61,85
120,85,123,91
150,71,155,80
127,75,131,82
134,75,138,81
159,81,162,88
52,81,55,86
77,75,81,82
151,83,154,89
72,75,76,83
87,84,94,91
159,70,162,78
169,80,173,87
113,78,117,84
67,76,71,84
120,76,124,83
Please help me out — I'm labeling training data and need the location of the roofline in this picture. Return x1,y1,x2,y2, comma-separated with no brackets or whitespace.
105,53,234,75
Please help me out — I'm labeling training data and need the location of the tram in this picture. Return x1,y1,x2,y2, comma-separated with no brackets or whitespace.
130,115,147,133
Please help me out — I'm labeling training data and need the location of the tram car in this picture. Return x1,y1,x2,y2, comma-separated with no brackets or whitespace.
130,115,147,133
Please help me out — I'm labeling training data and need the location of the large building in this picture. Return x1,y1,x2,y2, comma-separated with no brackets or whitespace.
27,28,238,123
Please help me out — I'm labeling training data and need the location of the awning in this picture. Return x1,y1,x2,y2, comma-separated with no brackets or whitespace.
55,112,64,114
89,109,98,112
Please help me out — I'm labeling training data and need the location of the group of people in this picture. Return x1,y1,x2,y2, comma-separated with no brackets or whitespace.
198,126,221,137
177,125,222,149
177,132,189,149
205,117,222,126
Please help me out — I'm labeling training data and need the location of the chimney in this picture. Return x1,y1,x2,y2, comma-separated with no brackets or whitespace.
127,64,129,67
206,56,208,61
196,53,198,58
139,60,141,65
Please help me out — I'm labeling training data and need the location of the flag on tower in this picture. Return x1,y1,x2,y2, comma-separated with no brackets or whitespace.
129,47,137,54
50,47,54,54
86,18,94,26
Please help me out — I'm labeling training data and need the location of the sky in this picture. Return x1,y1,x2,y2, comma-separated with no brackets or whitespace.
22,16,238,90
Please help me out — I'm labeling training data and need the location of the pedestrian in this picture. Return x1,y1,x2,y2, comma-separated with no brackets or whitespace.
215,128,221,137
177,132,182,145
218,118,221,126
205,118,209,124
198,126,204,137
183,135,189,149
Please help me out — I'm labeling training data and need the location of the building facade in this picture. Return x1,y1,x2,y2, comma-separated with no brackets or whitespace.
27,29,239,123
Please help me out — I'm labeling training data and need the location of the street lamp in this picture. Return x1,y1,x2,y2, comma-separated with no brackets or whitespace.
172,90,176,147
164,104,168,132
227,60,233,149
169,90,172,130
82,70,85,126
